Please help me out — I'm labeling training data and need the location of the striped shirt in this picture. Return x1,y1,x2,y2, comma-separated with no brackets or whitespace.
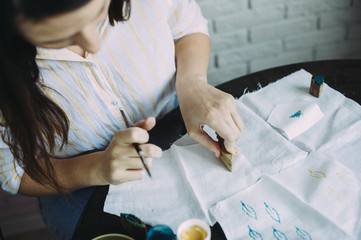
0,0,208,194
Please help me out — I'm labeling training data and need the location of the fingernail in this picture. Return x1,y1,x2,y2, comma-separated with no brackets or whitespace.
215,151,220,158
234,147,240,156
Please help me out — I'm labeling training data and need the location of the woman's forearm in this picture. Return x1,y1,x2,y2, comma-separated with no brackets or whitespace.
174,32,244,156
18,151,104,196
18,117,162,196
175,33,211,88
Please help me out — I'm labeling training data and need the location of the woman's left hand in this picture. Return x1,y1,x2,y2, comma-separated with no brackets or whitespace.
177,79,244,158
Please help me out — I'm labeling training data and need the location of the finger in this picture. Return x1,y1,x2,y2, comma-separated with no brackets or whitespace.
231,110,245,132
111,169,146,184
114,128,150,145
127,157,153,170
189,128,221,158
224,112,244,155
223,140,237,156
211,118,241,155
112,154,152,170
132,117,156,131
138,144,163,159
110,143,161,163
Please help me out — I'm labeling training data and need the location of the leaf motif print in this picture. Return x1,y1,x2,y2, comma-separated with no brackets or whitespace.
240,201,257,220
328,186,349,206
273,227,287,240
264,202,280,223
307,169,326,178
248,225,263,240
295,226,312,240
336,172,355,188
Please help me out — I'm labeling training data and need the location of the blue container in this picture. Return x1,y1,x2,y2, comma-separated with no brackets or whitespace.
146,225,176,240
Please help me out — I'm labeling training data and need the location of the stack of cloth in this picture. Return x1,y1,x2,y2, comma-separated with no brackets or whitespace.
104,70,361,240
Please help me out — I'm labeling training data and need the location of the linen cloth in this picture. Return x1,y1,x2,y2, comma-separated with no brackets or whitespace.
267,101,324,140
0,0,208,194
241,70,361,157
104,96,307,230
104,148,208,229
210,152,361,240
171,101,307,225
104,69,361,238
241,69,361,178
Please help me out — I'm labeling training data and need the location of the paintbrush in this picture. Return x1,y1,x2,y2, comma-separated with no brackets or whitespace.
119,109,152,177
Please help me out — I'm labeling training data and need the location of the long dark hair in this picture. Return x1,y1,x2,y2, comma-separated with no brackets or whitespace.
0,0,131,194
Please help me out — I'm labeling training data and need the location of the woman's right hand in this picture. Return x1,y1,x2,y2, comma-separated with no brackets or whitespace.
96,117,162,185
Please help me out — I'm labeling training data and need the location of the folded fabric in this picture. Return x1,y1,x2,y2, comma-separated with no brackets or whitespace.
241,69,361,178
317,115,361,180
210,152,361,240
104,101,307,230
241,69,361,151
104,149,207,230
172,101,307,225
267,101,324,140
270,152,361,237
104,69,361,238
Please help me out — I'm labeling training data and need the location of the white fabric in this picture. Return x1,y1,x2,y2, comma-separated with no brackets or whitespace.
267,101,324,140
104,69,361,239
241,69,361,153
241,69,361,177
103,149,207,230
210,152,361,240
104,102,307,230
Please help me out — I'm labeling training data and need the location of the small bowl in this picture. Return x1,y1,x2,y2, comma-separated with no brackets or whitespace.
92,233,135,240
177,219,211,240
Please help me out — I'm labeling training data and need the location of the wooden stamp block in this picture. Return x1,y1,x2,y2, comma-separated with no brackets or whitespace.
309,75,324,98
217,136,233,172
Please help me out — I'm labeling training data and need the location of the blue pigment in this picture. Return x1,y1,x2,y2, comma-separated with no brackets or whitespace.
289,110,303,118
295,226,312,240
248,225,263,240
273,227,288,240
146,225,176,240
312,75,324,85
264,202,281,223
241,201,257,220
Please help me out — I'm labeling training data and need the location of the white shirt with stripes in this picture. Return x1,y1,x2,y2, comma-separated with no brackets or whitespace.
0,0,208,193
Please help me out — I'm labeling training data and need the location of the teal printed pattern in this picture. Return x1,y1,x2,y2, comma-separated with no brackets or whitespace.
295,226,312,240
289,110,303,118
248,226,263,240
240,201,312,240
273,227,287,240
241,201,258,220
264,202,281,223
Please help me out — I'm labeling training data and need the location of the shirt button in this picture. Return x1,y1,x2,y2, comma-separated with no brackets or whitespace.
87,62,92,67
111,101,118,105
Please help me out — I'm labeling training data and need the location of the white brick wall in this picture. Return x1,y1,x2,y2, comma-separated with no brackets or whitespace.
198,0,361,86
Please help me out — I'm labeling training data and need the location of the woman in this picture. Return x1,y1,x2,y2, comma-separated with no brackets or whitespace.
0,0,244,239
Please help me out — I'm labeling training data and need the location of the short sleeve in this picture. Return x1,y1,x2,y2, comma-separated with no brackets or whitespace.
167,0,209,41
0,134,24,194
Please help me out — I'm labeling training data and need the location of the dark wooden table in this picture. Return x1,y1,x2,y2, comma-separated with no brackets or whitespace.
72,59,361,240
